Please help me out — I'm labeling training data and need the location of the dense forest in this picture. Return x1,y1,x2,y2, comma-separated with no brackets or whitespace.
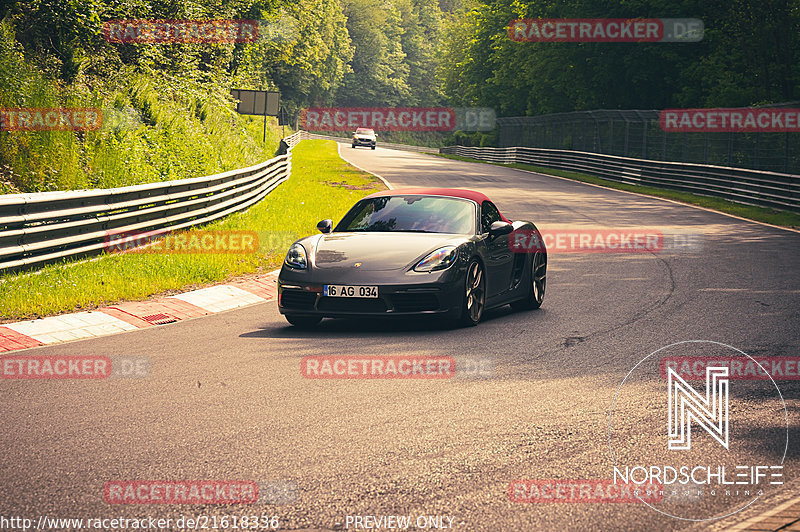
443,0,799,116
1,0,797,192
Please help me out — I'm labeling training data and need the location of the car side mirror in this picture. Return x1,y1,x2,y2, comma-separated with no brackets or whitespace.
488,220,513,238
317,219,333,234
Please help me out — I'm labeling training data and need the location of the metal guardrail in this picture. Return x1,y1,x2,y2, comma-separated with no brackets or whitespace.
0,131,303,273
440,145,800,213
496,107,800,175
304,132,433,153
283,130,303,149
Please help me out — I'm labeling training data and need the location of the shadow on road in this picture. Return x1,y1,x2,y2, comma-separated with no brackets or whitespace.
241,305,526,339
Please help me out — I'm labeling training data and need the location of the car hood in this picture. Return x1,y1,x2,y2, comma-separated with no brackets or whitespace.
310,232,467,271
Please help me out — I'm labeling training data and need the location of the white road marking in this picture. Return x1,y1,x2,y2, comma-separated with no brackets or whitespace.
169,285,266,313
5,312,138,344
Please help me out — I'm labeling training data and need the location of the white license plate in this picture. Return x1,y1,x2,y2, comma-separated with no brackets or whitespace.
323,285,378,298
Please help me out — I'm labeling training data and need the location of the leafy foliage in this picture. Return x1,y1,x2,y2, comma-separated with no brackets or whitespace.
438,0,799,114
1,0,797,194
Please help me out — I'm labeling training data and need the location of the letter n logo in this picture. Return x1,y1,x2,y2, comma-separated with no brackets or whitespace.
668,366,729,450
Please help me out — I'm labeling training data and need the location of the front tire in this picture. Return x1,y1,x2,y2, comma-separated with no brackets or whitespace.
371,145,376,150
285,315,322,328
352,143,356,148
458,259,486,326
511,251,546,310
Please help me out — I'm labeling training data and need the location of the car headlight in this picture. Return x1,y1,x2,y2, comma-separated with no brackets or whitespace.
414,246,458,272
284,243,308,270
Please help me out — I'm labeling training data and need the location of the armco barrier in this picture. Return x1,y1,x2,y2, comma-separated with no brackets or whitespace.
0,131,303,273
440,145,800,213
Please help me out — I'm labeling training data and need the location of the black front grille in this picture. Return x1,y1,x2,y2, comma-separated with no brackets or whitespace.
280,289,317,310
317,297,388,313
390,293,440,312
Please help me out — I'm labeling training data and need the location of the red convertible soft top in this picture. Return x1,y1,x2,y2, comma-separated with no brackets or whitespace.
364,187,511,222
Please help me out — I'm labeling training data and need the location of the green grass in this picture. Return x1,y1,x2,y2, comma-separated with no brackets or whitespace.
433,153,800,229
0,140,385,321
0,20,285,194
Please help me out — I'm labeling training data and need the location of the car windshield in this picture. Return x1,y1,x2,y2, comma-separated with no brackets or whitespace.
355,129,374,135
335,195,476,234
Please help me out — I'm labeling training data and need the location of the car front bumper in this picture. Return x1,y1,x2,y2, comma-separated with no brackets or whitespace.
352,138,376,146
277,265,463,319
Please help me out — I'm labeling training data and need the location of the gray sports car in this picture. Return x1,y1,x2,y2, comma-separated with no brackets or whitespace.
277,187,546,327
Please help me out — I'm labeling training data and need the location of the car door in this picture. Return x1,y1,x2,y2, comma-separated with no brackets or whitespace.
480,201,515,299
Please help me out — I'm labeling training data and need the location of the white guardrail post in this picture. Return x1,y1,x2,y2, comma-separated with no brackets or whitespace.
0,131,305,273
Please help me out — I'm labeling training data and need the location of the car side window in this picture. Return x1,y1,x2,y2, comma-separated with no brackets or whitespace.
481,201,501,233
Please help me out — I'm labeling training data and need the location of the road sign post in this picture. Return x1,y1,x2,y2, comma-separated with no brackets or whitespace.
278,107,290,138
230,89,280,143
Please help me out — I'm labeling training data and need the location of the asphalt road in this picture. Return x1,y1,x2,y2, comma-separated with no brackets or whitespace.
1,142,798,531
